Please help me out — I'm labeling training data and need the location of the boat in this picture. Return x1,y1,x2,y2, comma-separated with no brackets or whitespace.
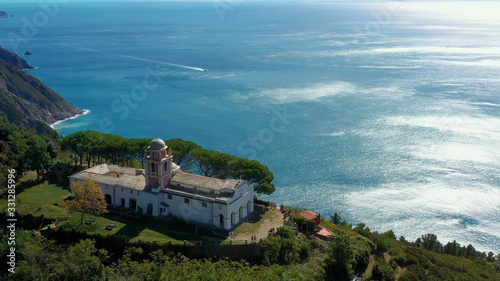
24,51,33,56
203,69,208,72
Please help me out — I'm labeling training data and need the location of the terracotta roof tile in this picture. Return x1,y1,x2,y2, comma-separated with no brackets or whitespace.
297,210,319,220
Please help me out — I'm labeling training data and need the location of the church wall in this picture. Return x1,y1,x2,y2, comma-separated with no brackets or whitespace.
69,177,76,186
114,186,136,208
223,183,254,229
100,183,160,216
101,184,114,205
165,193,214,226
135,191,160,216
212,202,230,229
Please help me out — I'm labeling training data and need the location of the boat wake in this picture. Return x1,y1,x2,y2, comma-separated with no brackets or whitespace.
74,46,207,72
118,54,206,71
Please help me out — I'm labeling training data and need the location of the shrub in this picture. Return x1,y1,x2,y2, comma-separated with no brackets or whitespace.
377,239,389,253
372,258,396,281
261,226,303,266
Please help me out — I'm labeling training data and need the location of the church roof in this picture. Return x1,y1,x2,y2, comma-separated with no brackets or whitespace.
170,171,240,192
149,138,166,151
69,164,146,191
69,164,250,203
166,172,244,202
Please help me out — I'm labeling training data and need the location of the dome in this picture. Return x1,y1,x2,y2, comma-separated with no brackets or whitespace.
149,138,166,151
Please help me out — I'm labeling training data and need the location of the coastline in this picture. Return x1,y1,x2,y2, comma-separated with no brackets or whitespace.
50,109,91,129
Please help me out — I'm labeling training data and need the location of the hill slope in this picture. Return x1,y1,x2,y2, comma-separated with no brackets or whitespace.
0,59,83,134
0,46,34,70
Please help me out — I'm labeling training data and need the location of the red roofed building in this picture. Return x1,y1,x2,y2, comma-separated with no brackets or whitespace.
296,210,333,241
316,226,334,241
297,210,321,225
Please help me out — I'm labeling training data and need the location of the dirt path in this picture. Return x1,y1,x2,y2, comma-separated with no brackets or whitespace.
364,255,376,276
232,207,284,241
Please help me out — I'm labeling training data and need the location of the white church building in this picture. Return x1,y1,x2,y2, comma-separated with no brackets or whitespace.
69,138,255,230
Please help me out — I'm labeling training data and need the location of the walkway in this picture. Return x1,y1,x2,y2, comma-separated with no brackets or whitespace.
232,205,284,242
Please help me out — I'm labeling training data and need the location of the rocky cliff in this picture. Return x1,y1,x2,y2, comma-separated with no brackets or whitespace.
0,46,34,70
0,56,83,134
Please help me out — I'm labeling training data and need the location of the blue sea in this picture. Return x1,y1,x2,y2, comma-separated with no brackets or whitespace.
2,1,499,253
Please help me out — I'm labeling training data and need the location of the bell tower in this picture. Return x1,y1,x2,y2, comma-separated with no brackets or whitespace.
144,138,173,189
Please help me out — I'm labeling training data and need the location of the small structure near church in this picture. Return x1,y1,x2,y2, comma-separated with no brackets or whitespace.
297,210,321,225
296,209,333,241
69,138,254,230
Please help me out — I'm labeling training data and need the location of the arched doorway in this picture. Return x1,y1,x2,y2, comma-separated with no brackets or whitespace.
219,214,224,227
104,194,112,204
146,203,153,215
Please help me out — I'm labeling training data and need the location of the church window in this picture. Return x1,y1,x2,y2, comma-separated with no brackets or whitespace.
167,194,172,200
202,202,208,208
184,198,190,204
151,163,156,173
164,162,167,172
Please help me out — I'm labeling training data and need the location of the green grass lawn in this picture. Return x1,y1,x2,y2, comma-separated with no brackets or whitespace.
59,212,219,242
11,181,70,219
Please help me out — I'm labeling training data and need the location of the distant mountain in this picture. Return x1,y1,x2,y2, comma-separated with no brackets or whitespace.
0,57,83,135
0,46,34,70
0,11,7,18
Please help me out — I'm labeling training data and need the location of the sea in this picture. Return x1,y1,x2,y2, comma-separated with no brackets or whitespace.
2,1,499,253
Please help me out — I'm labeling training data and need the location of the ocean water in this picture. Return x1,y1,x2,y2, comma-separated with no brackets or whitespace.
2,1,499,252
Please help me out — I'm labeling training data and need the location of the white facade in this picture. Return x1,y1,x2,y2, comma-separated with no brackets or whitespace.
68,139,254,230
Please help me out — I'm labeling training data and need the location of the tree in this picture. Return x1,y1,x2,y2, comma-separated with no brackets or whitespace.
63,239,105,281
234,158,275,194
27,134,51,180
486,251,495,262
59,178,108,230
8,130,30,174
420,233,442,253
325,231,354,281
444,240,460,256
191,147,233,177
127,138,152,167
61,131,85,166
164,138,199,169
330,213,341,225
353,223,370,237
261,226,304,266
